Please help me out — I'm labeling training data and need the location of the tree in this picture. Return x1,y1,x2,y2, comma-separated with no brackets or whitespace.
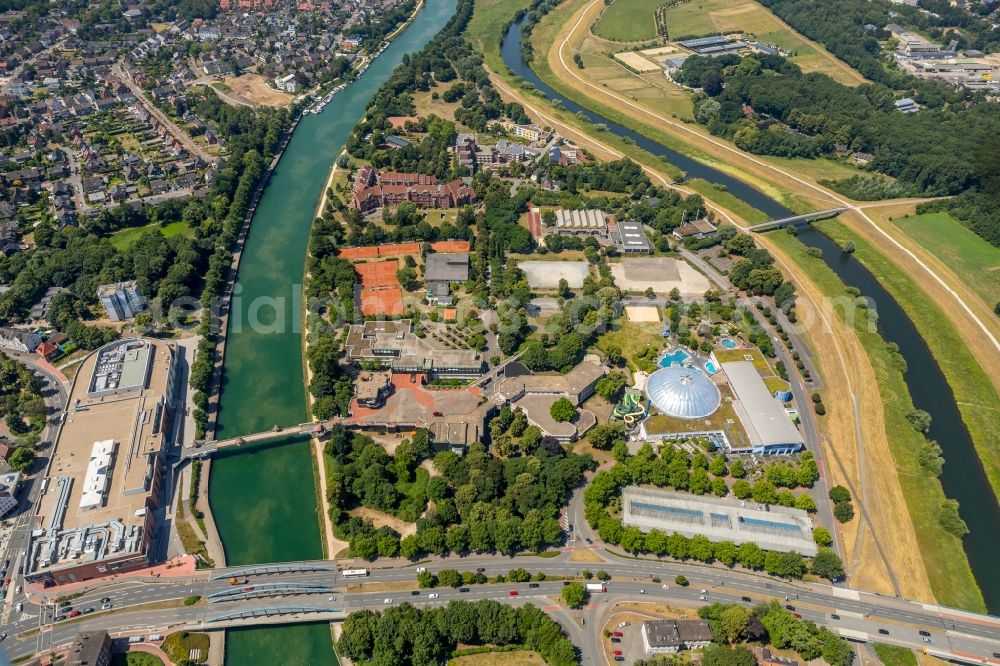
812,526,833,547
562,582,587,608
810,549,844,580
674,575,689,586
730,459,746,478
549,397,577,423
397,266,419,291
594,372,627,401
833,501,854,523
702,645,757,666
906,409,932,433
794,494,816,512
7,446,35,472
645,287,655,299
437,568,462,587
828,485,851,503
732,479,752,499
588,422,626,450
938,499,969,537
717,605,752,643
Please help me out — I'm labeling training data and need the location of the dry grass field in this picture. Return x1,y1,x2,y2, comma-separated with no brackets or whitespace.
222,74,294,106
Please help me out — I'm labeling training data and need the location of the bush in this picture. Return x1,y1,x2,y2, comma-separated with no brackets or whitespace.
674,575,689,586
833,501,854,523
183,595,201,606
828,485,851,503
562,582,587,607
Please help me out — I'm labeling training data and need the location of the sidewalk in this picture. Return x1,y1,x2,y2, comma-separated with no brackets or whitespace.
27,555,199,602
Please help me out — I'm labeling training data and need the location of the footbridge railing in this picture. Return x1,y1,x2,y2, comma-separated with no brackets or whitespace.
746,207,848,232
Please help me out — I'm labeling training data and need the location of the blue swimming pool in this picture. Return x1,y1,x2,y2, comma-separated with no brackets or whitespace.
705,361,719,375
659,349,691,367
721,338,737,349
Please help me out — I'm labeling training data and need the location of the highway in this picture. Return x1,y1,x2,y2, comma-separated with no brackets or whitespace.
4,546,1000,664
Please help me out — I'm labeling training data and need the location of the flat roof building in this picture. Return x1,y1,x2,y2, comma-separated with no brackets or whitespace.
612,220,651,253
26,338,177,586
641,619,714,654
344,320,484,377
495,359,606,442
721,361,803,454
66,630,112,666
96,280,145,322
623,486,817,555
552,209,608,236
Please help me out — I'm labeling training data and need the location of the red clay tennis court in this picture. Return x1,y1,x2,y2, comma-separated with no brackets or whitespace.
355,260,399,288
360,287,403,316
339,240,470,259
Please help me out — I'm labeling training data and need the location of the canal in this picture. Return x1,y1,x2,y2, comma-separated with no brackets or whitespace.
207,0,460,662
500,18,1000,611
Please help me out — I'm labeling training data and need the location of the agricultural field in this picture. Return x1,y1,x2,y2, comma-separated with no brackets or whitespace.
890,212,1000,308
593,0,667,42
662,0,865,85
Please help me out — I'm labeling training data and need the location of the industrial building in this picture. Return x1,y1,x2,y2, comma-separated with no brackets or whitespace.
721,361,803,454
612,220,652,253
96,280,146,321
641,619,714,653
25,338,177,586
622,486,817,555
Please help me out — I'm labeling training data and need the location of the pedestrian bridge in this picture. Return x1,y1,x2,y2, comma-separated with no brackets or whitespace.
184,421,342,460
747,207,848,232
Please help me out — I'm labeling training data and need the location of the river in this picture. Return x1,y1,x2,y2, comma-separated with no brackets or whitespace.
207,0,460,662
500,19,999,611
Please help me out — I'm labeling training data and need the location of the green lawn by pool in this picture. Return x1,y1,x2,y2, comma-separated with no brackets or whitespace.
891,212,1000,307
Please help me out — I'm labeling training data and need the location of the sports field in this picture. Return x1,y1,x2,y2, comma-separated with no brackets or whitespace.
593,0,665,42
662,0,865,85
891,212,1000,307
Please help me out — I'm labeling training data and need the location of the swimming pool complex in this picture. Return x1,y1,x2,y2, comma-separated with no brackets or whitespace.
659,349,691,367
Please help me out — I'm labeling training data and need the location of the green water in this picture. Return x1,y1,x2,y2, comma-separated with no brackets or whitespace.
207,0,458,662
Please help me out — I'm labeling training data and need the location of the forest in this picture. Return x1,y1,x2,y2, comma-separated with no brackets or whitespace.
0,356,46,470
338,600,577,665
322,426,593,560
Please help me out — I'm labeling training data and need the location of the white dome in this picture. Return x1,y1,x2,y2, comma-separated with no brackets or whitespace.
645,365,720,420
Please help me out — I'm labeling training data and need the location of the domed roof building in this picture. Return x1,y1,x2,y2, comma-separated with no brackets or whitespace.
644,365,720,420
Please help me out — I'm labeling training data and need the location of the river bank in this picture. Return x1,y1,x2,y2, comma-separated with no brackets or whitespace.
494,12,992,611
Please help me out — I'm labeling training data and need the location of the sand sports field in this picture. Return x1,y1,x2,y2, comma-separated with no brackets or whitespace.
520,260,591,288
611,257,710,297
625,305,661,322
614,51,660,72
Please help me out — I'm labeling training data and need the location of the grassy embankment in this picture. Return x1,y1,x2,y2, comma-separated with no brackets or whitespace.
768,230,985,612
872,643,918,666
889,212,1000,308
814,219,1000,503
110,220,194,250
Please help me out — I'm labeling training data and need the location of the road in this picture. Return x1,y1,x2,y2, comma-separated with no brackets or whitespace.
4,546,1000,663
112,64,218,165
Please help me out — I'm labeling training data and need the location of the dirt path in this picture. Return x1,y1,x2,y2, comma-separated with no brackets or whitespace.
488,67,935,603
348,506,417,538
313,437,350,557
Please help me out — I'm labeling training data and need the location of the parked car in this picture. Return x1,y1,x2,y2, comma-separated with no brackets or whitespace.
612,631,623,637
82,608,94,614
613,650,623,656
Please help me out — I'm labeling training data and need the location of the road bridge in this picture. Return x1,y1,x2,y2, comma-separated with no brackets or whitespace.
747,207,848,232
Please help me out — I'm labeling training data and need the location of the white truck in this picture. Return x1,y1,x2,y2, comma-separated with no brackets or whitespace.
586,583,607,593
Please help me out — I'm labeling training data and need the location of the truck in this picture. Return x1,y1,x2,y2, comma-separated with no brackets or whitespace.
586,583,607,593
228,577,248,586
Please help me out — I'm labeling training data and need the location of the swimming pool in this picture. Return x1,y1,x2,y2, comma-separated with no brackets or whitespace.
704,361,719,375
721,338,737,349
659,349,691,367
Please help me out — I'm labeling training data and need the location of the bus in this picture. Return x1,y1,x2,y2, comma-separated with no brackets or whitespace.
341,569,370,578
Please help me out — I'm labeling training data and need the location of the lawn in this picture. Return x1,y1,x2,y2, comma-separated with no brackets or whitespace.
595,318,665,371
467,0,533,70
890,212,1000,308
872,643,917,666
768,230,985,612
450,650,546,665
816,220,1000,503
110,653,165,666
593,0,666,42
662,0,866,85
162,631,211,665
110,221,195,251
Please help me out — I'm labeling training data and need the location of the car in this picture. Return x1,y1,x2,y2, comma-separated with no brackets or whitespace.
613,650,623,656
459,587,470,593
416,567,427,573
0,633,6,642
54,615,66,622
410,590,420,596
614,658,625,662
700,589,708,594
830,614,840,620
699,595,708,601
14,585,21,594
100,598,111,604
101,603,112,610
922,638,933,644
15,603,22,613
610,637,621,643
784,605,795,611
878,629,889,635
529,583,540,588
82,608,94,614
639,589,647,594
918,630,930,637
383,598,392,604
2,560,8,569
618,622,630,628
613,631,623,637
69,610,81,617
508,590,519,597
741,596,752,602
793,613,802,619
328,596,337,602
476,567,486,573
59,600,71,607
568,523,574,531
585,538,593,544
992,653,1000,659
428,593,439,599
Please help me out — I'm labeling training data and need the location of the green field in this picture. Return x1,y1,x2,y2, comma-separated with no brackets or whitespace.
816,220,1000,505
593,0,665,42
110,220,195,250
662,0,865,85
467,0,533,70
873,643,918,666
768,230,985,612
891,212,1000,307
